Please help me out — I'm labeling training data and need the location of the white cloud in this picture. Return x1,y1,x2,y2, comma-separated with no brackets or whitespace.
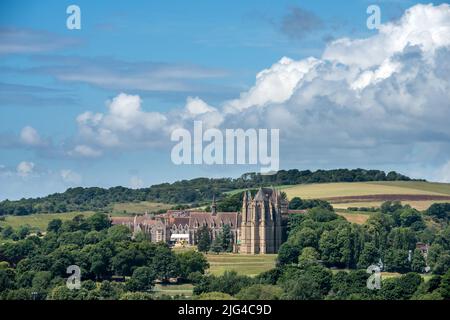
76,93,167,149
224,56,320,113
16,161,35,177
60,169,82,185
20,126,42,146
323,4,450,68
70,4,450,181
69,145,103,158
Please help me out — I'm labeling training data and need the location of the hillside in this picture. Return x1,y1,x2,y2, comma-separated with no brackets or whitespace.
0,169,412,216
280,181,450,211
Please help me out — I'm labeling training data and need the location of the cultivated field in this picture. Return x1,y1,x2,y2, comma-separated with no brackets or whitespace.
205,253,277,277
335,210,371,225
281,181,450,210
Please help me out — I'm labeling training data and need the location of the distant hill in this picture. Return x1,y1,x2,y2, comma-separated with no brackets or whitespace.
0,169,415,216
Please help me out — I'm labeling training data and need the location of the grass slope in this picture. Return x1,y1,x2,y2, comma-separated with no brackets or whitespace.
206,253,277,277
112,201,173,215
0,211,96,231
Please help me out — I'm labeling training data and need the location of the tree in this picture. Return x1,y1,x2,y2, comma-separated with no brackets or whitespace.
440,269,450,300
432,253,450,275
298,247,320,268
126,267,155,292
220,224,233,252
280,275,323,300
427,203,450,221
32,271,52,290
112,247,145,278
196,292,236,300
277,243,300,266
0,268,15,292
177,250,209,279
47,219,63,233
211,235,223,254
107,225,131,242
379,272,422,300
357,242,379,269
383,249,411,273
151,245,179,281
411,249,426,273
87,213,111,231
197,226,211,253
236,284,283,300
1,226,14,239
120,292,153,300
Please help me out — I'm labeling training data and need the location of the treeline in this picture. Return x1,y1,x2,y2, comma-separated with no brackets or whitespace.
279,201,450,274
0,168,414,216
0,213,209,300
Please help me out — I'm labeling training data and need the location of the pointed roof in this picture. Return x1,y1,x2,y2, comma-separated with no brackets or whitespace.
254,188,266,201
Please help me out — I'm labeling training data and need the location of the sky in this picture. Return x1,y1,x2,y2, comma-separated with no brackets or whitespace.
1,0,450,200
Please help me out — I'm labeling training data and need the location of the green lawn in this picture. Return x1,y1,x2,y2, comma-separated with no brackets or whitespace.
205,253,277,277
0,211,96,231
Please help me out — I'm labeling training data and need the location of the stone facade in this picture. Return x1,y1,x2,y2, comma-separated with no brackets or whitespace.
239,188,287,254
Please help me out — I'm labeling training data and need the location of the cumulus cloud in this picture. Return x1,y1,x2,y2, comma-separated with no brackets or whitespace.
75,93,168,150
71,4,450,181
20,126,43,146
68,145,103,158
16,161,35,177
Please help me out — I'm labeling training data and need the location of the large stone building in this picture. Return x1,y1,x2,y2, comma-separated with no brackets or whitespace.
111,187,290,254
240,188,287,254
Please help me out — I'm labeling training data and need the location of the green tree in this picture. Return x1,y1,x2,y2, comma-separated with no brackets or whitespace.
211,235,223,254
126,267,155,292
277,243,300,266
177,250,209,279
236,284,283,300
47,219,63,233
87,213,111,231
151,245,179,281
221,224,233,252
411,249,426,273
298,247,320,268
439,269,450,299
197,226,211,253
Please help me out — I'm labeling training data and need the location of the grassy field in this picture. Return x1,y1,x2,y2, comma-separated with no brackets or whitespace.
0,211,96,231
153,283,194,298
206,253,277,277
335,210,371,225
112,201,173,215
280,181,450,210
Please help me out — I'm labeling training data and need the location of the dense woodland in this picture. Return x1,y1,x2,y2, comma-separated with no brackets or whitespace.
0,169,413,216
1,201,450,300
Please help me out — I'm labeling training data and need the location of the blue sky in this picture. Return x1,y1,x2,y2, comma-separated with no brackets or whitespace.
1,0,450,200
